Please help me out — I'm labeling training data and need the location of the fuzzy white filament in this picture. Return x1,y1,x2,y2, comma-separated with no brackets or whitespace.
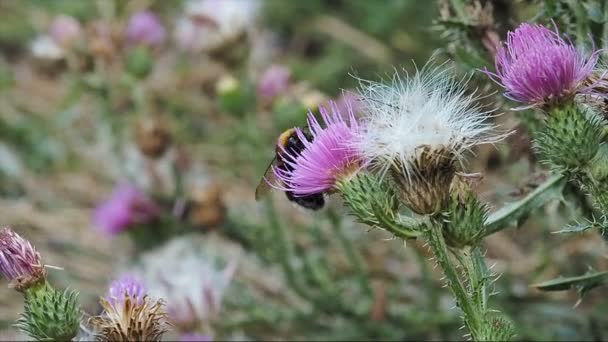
353,63,505,177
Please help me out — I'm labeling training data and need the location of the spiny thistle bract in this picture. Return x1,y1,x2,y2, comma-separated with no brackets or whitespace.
484,22,602,108
16,283,81,341
336,171,400,228
354,63,504,215
534,104,605,171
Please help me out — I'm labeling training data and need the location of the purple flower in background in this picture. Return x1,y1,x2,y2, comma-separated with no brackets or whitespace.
0,227,46,291
180,333,213,342
334,90,362,115
484,22,601,107
126,10,166,47
93,184,159,236
272,102,361,196
107,274,147,305
49,14,82,47
257,64,291,102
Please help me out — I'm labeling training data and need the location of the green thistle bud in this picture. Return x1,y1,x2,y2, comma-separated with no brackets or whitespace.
535,104,604,171
126,45,153,79
481,316,516,342
16,282,81,341
442,177,488,248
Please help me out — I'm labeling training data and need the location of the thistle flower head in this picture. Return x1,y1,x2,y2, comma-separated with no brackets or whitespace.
354,63,503,214
0,227,46,291
92,184,159,236
257,64,291,102
107,274,147,306
49,15,82,47
485,22,601,107
272,102,362,196
126,10,166,47
91,275,168,342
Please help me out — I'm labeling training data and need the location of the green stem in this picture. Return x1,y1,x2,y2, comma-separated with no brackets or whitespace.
264,200,310,299
327,208,373,297
426,223,483,339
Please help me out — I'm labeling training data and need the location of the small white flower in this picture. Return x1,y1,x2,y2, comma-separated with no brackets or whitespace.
354,63,504,177
30,35,64,60
175,0,260,52
137,236,237,331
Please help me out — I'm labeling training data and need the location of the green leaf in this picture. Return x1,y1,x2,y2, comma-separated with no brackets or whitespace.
583,1,604,23
532,271,608,293
484,174,567,236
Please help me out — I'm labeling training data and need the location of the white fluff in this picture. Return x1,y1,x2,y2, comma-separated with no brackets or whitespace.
354,63,505,176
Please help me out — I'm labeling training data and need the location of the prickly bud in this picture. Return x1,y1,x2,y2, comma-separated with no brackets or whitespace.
535,104,604,171
442,178,488,248
16,282,81,341
336,171,399,227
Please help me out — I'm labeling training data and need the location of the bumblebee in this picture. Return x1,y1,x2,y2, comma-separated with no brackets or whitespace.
255,128,325,210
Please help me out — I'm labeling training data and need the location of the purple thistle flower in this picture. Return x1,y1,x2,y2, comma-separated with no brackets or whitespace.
484,23,599,106
484,22,601,107
272,102,361,196
257,64,291,102
93,184,159,236
180,333,213,342
107,274,147,306
126,10,166,47
49,15,82,47
0,227,46,291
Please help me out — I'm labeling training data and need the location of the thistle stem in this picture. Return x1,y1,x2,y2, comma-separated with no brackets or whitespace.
426,223,486,341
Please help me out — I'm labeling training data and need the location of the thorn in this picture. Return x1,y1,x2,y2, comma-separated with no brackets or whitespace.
45,264,65,270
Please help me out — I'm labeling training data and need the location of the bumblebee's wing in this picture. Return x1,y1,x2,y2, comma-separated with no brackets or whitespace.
255,157,281,201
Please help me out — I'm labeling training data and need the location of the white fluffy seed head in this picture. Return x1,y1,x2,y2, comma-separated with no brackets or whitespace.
353,62,506,177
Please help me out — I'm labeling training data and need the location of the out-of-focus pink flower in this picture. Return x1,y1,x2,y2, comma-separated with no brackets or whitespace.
334,90,362,115
107,274,147,306
0,227,46,291
483,22,602,107
272,102,361,196
126,10,166,47
257,64,291,102
49,15,82,47
180,333,213,342
93,184,159,236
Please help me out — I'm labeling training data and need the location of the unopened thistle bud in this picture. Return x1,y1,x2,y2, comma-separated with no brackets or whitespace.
354,63,505,216
91,275,168,342
534,104,604,171
0,227,46,292
442,176,488,248
16,283,81,341
135,116,172,159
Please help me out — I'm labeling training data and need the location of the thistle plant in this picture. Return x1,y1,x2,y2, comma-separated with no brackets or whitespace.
0,227,81,341
485,21,608,220
266,64,515,340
